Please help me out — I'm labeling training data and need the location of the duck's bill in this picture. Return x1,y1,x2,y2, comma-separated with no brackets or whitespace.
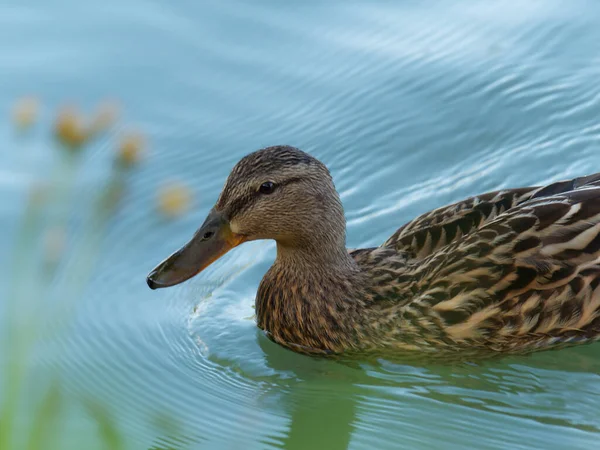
146,209,245,290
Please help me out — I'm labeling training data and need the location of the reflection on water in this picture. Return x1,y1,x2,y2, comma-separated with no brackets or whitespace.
2,0,600,448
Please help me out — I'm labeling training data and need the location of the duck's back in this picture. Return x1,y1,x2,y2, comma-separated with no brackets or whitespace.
356,172,600,353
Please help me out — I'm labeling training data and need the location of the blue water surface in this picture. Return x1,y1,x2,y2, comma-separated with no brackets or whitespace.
1,1,600,449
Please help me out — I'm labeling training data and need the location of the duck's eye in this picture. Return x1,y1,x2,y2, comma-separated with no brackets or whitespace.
259,181,276,195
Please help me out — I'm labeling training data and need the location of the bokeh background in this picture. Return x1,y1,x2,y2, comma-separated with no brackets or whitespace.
2,1,600,449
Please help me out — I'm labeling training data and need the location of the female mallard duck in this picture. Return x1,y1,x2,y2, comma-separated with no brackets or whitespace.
147,146,600,357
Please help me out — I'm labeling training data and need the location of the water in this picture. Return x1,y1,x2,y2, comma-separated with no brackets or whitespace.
2,0,600,448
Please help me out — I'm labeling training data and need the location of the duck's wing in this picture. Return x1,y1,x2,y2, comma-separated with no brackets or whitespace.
402,185,600,350
384,173,600,261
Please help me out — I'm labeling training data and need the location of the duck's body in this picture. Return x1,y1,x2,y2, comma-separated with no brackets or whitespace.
149,146,600,358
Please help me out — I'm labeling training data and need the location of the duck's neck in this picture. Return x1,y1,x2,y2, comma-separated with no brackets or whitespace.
255,240,367,354
275,239,356,270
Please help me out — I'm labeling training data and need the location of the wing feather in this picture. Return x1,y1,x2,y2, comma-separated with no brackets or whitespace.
385,172,600,263
410,185,600,349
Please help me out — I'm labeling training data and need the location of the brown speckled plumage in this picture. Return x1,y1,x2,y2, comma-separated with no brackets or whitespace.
250,148,600,357
150,145,600,358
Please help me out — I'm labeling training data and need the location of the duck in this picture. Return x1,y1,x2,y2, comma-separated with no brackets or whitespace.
147,145,600,358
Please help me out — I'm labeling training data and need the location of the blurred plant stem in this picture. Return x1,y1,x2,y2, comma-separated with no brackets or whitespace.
1,184,47,450
1,99,143,450
1,145,86,448
25,383,63,450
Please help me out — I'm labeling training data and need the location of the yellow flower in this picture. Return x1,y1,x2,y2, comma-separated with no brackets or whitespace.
116,132,144,168
157,182,192,218
54,106,89,149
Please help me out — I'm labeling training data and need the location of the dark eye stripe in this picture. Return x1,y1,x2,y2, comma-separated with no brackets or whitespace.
227,177,304,219
227,194,255,220
280,177,303,186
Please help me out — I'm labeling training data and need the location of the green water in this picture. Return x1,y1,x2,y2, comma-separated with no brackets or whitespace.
2,1,600,449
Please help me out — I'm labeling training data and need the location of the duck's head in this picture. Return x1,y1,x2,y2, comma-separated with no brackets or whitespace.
147,145,347,289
